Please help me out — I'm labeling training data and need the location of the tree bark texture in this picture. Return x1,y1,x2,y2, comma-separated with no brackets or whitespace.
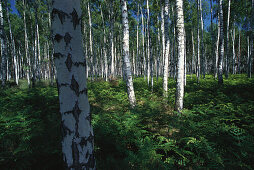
175,0,185,112
51,0,95,169
121,0,136,108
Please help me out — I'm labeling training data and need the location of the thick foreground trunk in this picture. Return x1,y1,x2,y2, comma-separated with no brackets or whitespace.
51,0,95,169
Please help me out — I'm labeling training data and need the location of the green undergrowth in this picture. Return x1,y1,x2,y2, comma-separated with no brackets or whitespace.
0,75,254,169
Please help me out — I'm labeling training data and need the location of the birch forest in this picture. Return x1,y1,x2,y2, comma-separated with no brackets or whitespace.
0,0,254,169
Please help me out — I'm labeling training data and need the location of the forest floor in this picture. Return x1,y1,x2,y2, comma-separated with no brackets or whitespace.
0,75,254,169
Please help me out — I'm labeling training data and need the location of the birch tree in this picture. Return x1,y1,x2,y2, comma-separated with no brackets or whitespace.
218,0,224,85
175,0,185,112
121,0,136,108
163,0,170,97
0,0,7,87
196,0,200,83
6,5,19,85
51,0,95,168
225,0,231,78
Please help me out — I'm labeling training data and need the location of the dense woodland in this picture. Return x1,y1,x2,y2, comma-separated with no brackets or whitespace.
0,0,254,169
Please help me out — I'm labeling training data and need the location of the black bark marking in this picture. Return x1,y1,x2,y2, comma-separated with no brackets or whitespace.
52,8,69,24
73,60,86,67
80,137,87,148
80,88,88,95
73,101,81,122
61,120,73,137
70,9,81,30
64,33,72,46
86,154,95,169
70,75,79,96
85,113,91,126
53,53,64,59
72,141,81,169
65,54,72,72
73,101,81,137
59,83,69,87
85,151,89,159
54,34,63,42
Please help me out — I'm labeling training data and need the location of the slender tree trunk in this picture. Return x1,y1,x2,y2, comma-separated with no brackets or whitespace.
157,17,161,81
100,5,108,81
35,5,41,81
146,0,150,86
238,29,241,73
0,0,7,87
175,0,185,112
88,2,94,80
51,0,95,168
191,30,195,79
136,4,139,77
196,0,200,83
225,0,231,78
231,25,236,74
121,0,136,108
141,6,146,80
215,13,220,78
210,0,214,77
218,0,224,85
6,6,18,85
163,0,170,97
23,0,31,86
199,0,205,78
248,0,254,78
110,3,115,79
184,29,187,86
247,36,250,76
161,2,165,78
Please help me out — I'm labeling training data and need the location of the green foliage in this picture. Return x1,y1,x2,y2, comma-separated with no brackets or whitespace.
0,75,254,169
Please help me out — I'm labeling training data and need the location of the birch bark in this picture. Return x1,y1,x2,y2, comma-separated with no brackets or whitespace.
175,0,185,112
225,0,231,78
0,0,7,87
6,6,18,85
121,0,136,108
51,0,95,168
218,0,224,85
163,0,170,97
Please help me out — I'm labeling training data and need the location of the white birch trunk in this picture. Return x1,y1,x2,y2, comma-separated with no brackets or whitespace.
6,6,18,85
248,0,253,78
191,30,195,79
199,0,205,78
161,2,165,75
121,0,136,108
110,3,115,79
215,13,220,78
88,2,94,80
196,0,200,83
238,30,241,73
163,0,170,97
100,5,108,81
218,0,224,85
146,0,150,86
23,0,31,86
225,0,231,78
141,6,146,79
175,0,185,112
0,0,7,87
51,0,95,168
231,25,236,74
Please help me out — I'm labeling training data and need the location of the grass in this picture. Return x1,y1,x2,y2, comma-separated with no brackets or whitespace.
0,74,254,169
